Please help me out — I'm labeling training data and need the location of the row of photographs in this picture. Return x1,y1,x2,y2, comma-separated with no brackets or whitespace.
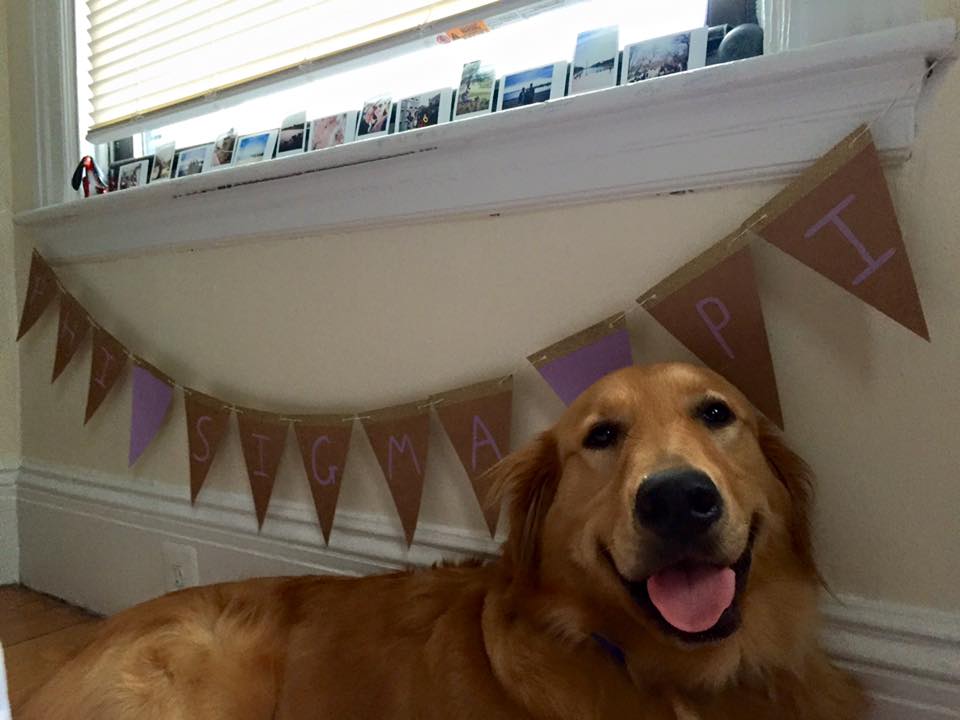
110,26,708,191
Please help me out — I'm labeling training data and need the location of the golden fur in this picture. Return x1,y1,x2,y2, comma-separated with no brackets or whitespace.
20,363,867,719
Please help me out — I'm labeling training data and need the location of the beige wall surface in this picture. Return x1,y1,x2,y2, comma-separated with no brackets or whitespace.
0,0,21,467
11,8,960,612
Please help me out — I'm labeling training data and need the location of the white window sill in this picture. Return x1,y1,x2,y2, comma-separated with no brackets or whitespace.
16,19,956,262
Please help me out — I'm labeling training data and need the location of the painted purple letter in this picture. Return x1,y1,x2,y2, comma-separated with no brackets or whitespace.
804,194,895,286
310,435,338,486
695,297,734,359
471,415,502,472
387,434,422,480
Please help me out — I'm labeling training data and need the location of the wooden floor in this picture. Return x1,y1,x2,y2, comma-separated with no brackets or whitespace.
1,585,103,713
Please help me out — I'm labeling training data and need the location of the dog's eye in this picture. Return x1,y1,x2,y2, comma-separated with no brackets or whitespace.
699,400,735,429
583,421,621,450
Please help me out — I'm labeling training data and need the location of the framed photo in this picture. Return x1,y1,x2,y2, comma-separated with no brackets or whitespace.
357,97,392,138
621,27,708,85
394,88,453,133
454,61,496,120
232,130,279,166
172,143,214,178
113,156,152,191
276,111,307,157
497,62,568,111
149,142,175,182
307,111,358,151
210,129,238,169
570,26,619,95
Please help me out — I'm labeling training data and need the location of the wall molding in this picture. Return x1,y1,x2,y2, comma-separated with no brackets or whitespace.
0,465,19,585
10,459,960,717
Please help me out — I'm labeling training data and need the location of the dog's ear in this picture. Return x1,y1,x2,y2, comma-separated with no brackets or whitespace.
486,431,561,582
757,419,819,580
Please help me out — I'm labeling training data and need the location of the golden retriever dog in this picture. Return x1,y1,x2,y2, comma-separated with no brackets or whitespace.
20,363,867,719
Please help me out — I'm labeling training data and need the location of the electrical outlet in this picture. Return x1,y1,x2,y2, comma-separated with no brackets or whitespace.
161,541,200,593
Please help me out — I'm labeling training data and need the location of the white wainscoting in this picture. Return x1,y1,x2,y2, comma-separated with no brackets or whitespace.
11,460,960,719
0,464,19,585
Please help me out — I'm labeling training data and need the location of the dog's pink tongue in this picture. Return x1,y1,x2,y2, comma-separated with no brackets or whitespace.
647,565,735,634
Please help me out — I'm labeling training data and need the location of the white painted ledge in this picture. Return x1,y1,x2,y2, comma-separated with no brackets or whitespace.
15,19,958,261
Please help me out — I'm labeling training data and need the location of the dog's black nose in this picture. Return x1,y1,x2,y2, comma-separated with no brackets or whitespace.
635,468,723,540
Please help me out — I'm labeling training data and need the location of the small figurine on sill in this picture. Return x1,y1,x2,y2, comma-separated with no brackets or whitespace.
71,156,108,197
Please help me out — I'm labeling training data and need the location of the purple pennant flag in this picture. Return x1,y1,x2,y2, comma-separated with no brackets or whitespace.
528,314,633,405
129,362,174,467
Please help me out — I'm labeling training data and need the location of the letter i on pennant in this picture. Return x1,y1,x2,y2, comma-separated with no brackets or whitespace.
84,326,128,424
237,410,289,529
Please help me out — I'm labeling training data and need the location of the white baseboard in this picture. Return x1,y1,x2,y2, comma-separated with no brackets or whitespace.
12,460,960,718
0,466,18,585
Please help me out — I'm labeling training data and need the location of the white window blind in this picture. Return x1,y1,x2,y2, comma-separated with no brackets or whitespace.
86,0,500,136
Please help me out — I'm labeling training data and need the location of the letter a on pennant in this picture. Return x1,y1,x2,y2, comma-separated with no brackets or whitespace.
361,403,430,546
237,410,289,530
84,326,128,424
750,126,928,340
183,390,233,504
640,246,783,427
434,378,513,537
17,251,59,341
294,416,354,545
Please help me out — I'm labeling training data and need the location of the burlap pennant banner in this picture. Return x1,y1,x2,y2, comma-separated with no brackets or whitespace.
51,294,91,383
638,240,782,427
184,390,233,503
237,409,289,529
129,359,175,466
361,402,431,546
434,377,512,537
293,415,354,545
528,313,633,405
17,251,59,341
746,125,928,340
84,326,128,424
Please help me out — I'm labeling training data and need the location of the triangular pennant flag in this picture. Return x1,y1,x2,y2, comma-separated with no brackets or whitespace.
129,361,175,466
361,402,430,546
17,251,59,340
236,410,289,529
84,327,128,424
293,415,354,545
51,294,90,382
748,125,928,340
434,377,512,537
528,314,633,405
638,241,783,427
183,390,233,504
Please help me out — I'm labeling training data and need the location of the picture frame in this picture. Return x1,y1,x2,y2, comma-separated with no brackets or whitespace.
306,111,358,151
172,143,214,178
570,26,620,95
357,97,392,139
496,62,568,112
209,129,238,169
621,27,709,85
149,142,175,182
232,130,279,166
454,61,496,120
394,88,453,133
112,156,153,191
276,111,308,157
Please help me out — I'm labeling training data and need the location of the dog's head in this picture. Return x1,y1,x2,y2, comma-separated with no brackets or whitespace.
489,363,820,686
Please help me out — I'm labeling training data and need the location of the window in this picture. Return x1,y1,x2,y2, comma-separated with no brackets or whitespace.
77,0,709,155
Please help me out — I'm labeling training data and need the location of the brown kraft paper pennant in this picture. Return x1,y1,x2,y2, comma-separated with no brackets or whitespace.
433,377,512,537
640,245,783,427
293,415,354,545
184,390,233,504
84,326,128,424
51,294,91,382
745,125,928,340
237,409,289,529
17,251,59,340
361,402,431,546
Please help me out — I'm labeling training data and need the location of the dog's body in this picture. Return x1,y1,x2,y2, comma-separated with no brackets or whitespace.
20,364,867,720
